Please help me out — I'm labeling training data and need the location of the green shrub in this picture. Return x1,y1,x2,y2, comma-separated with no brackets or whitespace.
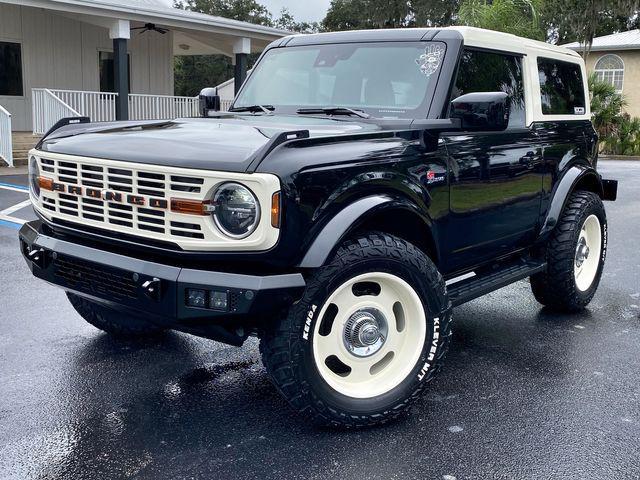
588,73,640,156
601,116,640,156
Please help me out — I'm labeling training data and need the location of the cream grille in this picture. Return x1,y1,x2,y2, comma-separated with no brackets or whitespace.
32,151,281,252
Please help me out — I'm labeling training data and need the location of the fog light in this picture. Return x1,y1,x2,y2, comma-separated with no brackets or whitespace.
186,288,207,308
209,291,228,311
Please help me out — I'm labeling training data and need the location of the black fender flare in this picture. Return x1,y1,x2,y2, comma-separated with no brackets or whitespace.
538,164,603,239
297,195,435,268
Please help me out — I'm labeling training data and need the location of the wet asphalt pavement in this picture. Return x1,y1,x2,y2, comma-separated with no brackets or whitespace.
0,161,639,480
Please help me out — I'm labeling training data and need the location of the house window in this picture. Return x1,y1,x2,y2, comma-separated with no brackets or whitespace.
537,58,586,115
0,41,24,96
594,54,624,92
450,49,526,128
99,51,131,93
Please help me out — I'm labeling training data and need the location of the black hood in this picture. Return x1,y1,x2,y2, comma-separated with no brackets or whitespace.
38,115,382,173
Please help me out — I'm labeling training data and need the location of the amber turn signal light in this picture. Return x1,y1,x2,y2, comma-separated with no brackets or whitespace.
170,198,211,216
271,191,281,228
38,177,54,191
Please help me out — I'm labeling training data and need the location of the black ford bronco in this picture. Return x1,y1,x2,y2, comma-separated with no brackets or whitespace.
21,27,617,427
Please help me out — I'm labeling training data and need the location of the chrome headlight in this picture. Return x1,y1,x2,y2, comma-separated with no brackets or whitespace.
212,182,260,239
28,156,40,198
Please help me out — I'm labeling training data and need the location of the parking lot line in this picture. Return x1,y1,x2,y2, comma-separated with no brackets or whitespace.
0,182,29,193
1,199,32,216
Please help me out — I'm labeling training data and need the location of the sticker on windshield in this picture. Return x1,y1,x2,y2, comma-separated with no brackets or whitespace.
415,44,445,77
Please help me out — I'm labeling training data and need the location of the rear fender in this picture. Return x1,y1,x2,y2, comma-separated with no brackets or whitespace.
538,164,604,239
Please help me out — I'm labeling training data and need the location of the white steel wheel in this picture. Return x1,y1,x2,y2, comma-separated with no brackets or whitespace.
574,214,602,292
312,272,426,399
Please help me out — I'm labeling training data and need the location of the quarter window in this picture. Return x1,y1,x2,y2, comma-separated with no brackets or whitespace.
594,54,624,92
0,41,24,96
537,58,586,115
450,49,526,128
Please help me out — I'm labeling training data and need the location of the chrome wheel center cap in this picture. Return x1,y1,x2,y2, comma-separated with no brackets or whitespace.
576,237,590,267
343,308,388,357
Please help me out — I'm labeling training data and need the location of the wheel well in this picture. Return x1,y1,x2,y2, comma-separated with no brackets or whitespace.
573,172,603,197
353,209,439,266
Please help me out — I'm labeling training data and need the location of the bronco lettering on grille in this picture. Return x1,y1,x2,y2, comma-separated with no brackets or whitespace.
52,184,169,209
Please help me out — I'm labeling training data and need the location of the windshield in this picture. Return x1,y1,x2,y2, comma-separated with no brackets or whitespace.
234,42,446,119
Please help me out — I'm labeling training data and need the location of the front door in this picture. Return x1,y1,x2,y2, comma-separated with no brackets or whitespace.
442,49,544,273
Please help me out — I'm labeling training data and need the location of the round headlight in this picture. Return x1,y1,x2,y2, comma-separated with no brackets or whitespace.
28,156,40,198
212,182,260,239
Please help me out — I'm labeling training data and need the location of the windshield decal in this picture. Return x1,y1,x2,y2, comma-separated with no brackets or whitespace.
415,44,445,77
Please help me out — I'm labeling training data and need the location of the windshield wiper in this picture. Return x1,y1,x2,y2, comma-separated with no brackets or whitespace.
229,104,275,114
296,107,371,119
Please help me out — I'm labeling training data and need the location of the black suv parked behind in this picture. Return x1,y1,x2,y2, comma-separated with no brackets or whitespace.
21,27,617,427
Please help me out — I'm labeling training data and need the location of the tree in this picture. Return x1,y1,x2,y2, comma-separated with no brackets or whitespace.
458,0,545,40
174,0,273,25
589,73,627,145
543,0,639,55
274,8,319,33
412,0,461,27
321,0,460,31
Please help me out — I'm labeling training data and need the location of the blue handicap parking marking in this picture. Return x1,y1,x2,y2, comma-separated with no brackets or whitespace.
0,219,21,230
0,182,29,192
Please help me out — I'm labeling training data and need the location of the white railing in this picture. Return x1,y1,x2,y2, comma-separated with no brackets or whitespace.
221,99,233,112
49,89,118,123
32,89,81,135
129,94,200,120
32,88,226,135
0,105,13,167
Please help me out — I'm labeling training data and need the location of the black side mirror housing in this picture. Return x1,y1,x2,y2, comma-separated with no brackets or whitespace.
450,91,510,131
199,87,221,116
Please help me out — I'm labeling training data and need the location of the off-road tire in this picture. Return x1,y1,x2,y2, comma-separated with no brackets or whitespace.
260,232,452,428
530,191,607,312
67,292,165,337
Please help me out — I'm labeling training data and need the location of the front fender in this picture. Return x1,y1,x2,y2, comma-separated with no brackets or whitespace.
538,164,603,239
298,195,394,268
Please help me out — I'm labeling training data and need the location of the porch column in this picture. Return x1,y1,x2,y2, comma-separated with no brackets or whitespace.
233,38,251,95
109,20,130,121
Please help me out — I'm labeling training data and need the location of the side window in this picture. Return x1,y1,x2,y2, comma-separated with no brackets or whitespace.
537,58,586,115
450,49,526,128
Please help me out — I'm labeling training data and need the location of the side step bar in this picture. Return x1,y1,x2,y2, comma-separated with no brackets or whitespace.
448,259,546,307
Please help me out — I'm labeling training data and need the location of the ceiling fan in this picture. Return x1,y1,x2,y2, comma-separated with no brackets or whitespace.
131,23,169,35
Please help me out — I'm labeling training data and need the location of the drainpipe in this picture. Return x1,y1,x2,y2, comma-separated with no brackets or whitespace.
233,38,251,96
109,19,130,121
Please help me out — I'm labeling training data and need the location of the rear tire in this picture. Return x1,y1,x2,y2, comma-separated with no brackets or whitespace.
531,191,607,312
67,293,165,337
260,232,452,428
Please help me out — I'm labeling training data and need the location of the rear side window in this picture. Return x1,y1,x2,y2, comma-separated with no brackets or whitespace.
450,49,526,128
537,58,586,115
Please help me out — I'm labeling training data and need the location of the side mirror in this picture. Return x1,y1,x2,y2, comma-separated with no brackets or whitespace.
450,92,510,131
199,87,221,116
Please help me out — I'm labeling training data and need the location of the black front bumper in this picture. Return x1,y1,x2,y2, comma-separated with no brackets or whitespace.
19,220,305,344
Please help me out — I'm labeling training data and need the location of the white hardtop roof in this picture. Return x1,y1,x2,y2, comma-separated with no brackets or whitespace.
280,26,580,59
2,0,289,40
447,26,581,58
563,29,640,52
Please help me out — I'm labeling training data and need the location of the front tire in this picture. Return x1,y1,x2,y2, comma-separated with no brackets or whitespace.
67,293,165,337
260,232,452,428
531,191,607,312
